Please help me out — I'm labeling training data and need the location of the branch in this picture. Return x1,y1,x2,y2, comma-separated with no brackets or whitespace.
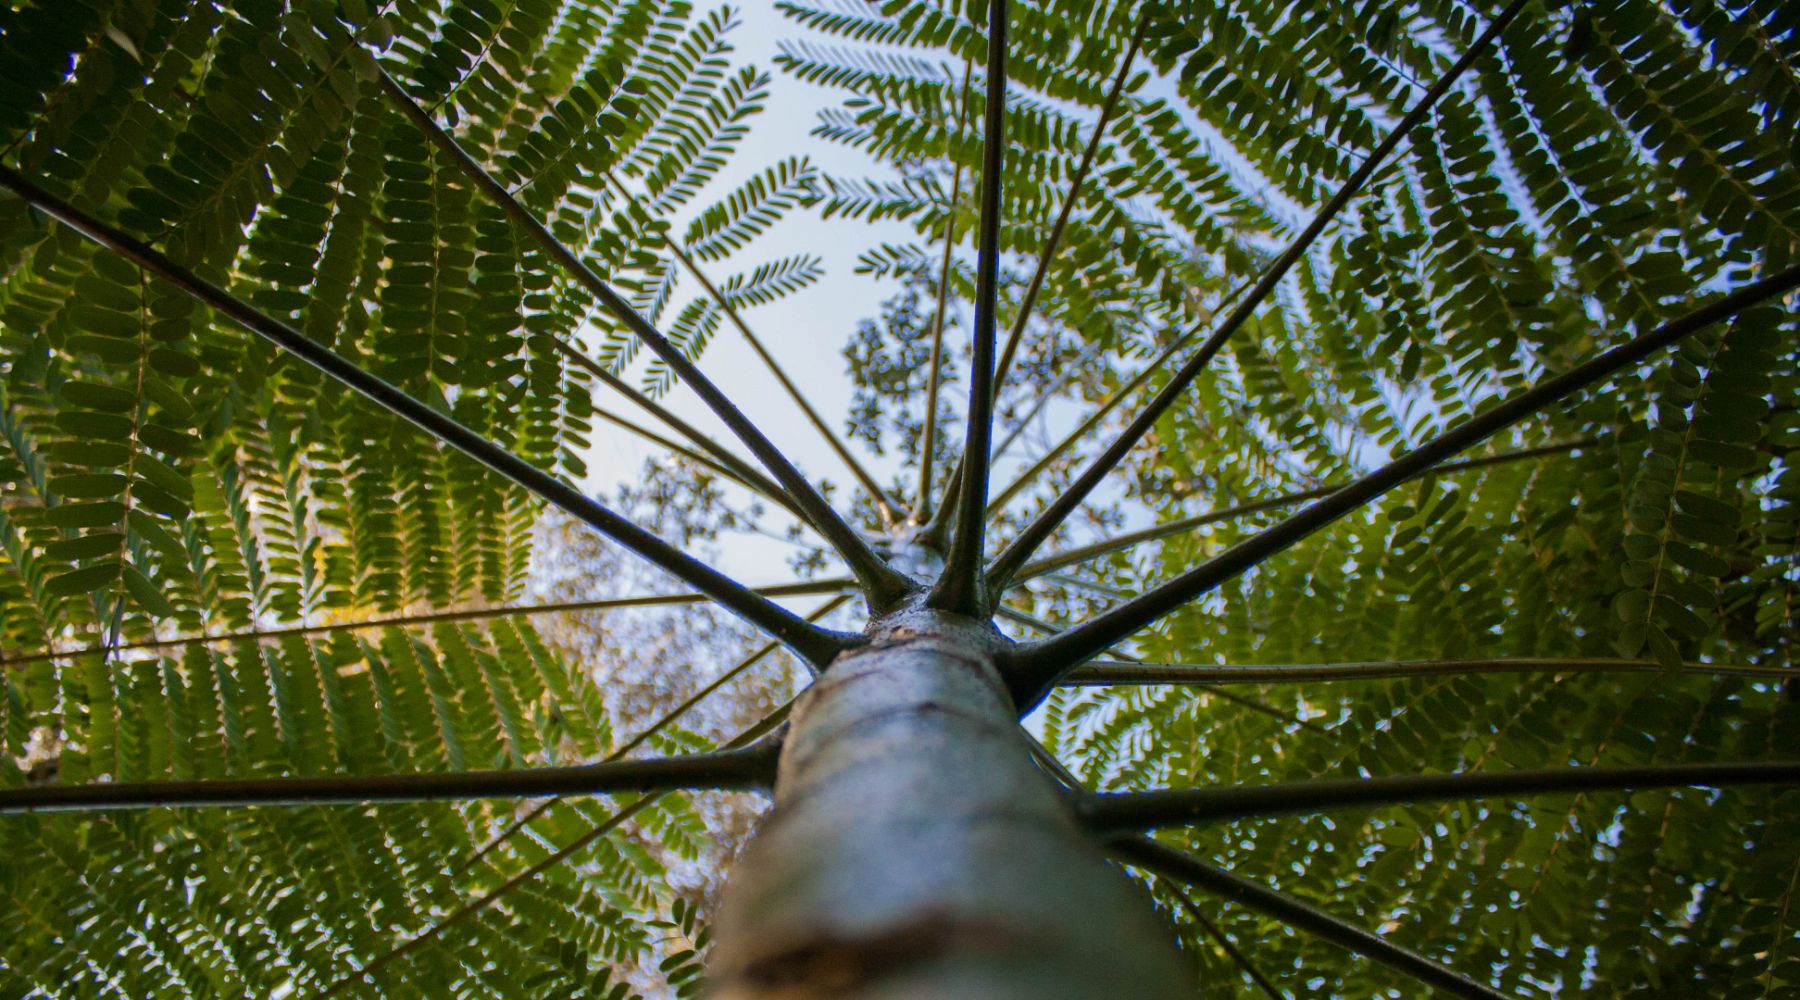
1008,264,1800,685
1158,878,1287,1000
604,175,904,527
0,165,855,669
913,59,973,526
1028,737,1435,998
1,580,853,669
592,403,809,522
990,14,1146,393
1112,837,1510,1000
927,0,1010,615
990,342,1107,466
454,595,848,873
375,71,914,611
316,699,794,997
1082,761,1800,833
982,324,1202,521
578,350,801,521
1064,657,1794,687
993,606,1329,735
914,158,965,524
921,22,1145,534
0,744,781,814
1012,439,1595,582
318,795,659,997
1036,571,1132,601
982,0,1533,594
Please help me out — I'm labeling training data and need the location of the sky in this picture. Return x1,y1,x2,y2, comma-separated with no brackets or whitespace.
578,2,923,588
566,2,1306,602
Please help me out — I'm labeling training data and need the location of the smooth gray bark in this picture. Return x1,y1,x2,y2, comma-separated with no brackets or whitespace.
709,608,1188,998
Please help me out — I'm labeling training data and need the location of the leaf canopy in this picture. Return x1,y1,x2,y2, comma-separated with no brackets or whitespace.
1,0,1796,997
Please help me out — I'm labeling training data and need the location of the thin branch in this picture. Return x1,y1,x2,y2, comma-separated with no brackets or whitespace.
1038,571,1133,601
1008,263,1800,686
1024,731,1084,790
973,241,1290,532
0,165,855,669
316,698,794,997
990,341,1107,466
318,795,659,997
915,159,965,524
1159,878,1288,1000
375,71,914,611
983,325,1200,519
578,350,801,520
455,595,849,873
1082,761,1800,833
604,175,904,526
993,606,1328,735
982,0,1533,594
914,59,973,525
928,0,1010,615
1064,656,1795,687
1,580,853,669
922,22,1149,536
990,14,1146,393
592,403,809,522
610,602,843,760
1112,837,1509,1000
1013,439,1596,582
1027,742,1322,1000
0,744,781,814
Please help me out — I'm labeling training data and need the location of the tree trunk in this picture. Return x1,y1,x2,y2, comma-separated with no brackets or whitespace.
709,607,1190,998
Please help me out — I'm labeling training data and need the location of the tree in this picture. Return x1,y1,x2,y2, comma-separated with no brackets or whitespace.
0,0,1796,996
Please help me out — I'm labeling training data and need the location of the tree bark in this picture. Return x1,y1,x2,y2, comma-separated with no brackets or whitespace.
709,608,1189,998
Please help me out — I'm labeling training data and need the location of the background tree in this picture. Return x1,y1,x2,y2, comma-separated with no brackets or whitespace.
1,0,1797,997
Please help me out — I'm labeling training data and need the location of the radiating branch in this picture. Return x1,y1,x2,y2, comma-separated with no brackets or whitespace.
913,59,973,525
1008,264,1800,685
592,403,809,521
990,342,1107,466
990,14,1146,394
577,349,801,520
993,606,1327,735
1159,878,1288,1000
1064,656,1793,687
1083,761,1800,833
923,23,1145,535
611,595,845,760
1024,732,1085,790
318,795,659,997
1113,837,1508,1000
0,165,856,669
455,595,848,873
1037,571,1133,601
914,160,965,524
982,0,1532,594
376,70,914,611
317,699,794,997
928,0,1010,615
0,744,781,814
984,325,1201,519
1,580,853,669
603,174,904,526
1039,735,1474,996
1013,439,1595,582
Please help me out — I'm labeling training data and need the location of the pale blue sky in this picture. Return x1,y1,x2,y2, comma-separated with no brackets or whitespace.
581,2,922,585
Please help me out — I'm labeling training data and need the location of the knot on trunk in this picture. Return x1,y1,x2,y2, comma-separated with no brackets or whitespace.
720,913,1032,998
